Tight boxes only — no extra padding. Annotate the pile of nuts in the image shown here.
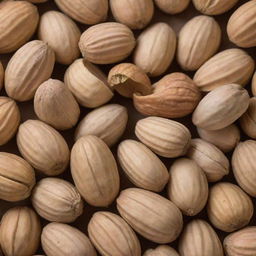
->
[0,0,256,255]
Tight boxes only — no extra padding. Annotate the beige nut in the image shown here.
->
[207,182,254,232]
[64,59,113,108]
[135,116,191,158]
[154,0,190,14]
[108,63,152,98]
[118,140,169,192]
[88,211,141,256]
[133,22,176,77]
[5,40,55,101]
[38,11,81,65]
[0,207,41,256]
[0,97,20,146]
[54,0,108,24]
[31,177,83,223]
[34,79,80,130]
[252,72,256,96]
[110,0,154,29]
[79,22,136,64]
[17,120,70,176]
[0,1,39,53]
[144,245,179,256]
[117,188,183,244]
[0,61,4,91]
[193,48,255,92]
[71,135,120,207]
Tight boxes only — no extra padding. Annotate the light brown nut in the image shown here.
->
[0,97,20,146]
[192,0,238,15]
[110,0,154,29]
[232,140,256,197]
[133,22,176,77]
[197,124,240,153]
[252,72,256,96]
[0,1,39,53]
[79,22,135,64]
[71,135,120,207]
[154,0,190,14]
[207,182,254,232]
[5,40,55,102]
[88,211,141,256]
[108,63,152,98]
[186,139,229,182]
[177,15,221,71]
[27,0,48,2]
[0,152,35,201]
[135,116,191,158]
[38,11,81,65]
[64,59,113,107]
[192,84,249,130]
[134,72,201,118]
[227,0,256,48]
[117,188,183,244]
[75,104,128,147]
[239,97,256,138]
[0,207,41,256]
[34,79,80,130]
[193,48,255,91]
[179,219,223,256]
[168,158,208,216]
[17,120,70,176]
[41,223,96,256]
[31,178,83,223]
[144,245,179,256]
[224,226,256,256]
[118,140,169,192]
[0,61,3,91]
[54,0,108,24]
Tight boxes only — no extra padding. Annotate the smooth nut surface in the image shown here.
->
[154,0,190,14]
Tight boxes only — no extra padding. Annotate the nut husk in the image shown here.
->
[0,1,39,53]
[0,207,41,256]
[227,0,256,48]
[186,139,229,182]
[5,40,55,102]
[144,245,179,256]
[133,22,176,77]
[135,116,191,158]
[168,158,208,216]
[64,59,113,108]
[197,124,240,153]
[193,48,255,91]
[17,120,70,176]
[71,135,120,207]
[88,211,141,256]
[179,219,224,256]
[54,0,108,24]
[38,11,81,65]
[34,79,80,130]
[31,177,83,223]
[108,63,152,98]
[118,140,169,192]
[79,22,136,64]
[134,72,201,118]
[207,182,254,232]
[232,140,256,197]
[177,15,221,71]
[110,0,154,29]
[192,84,249,130]
[117,188,183,244]
[0,61,3,91]
[239,97,256,139]
[192,0,238,15]
[0,97,20,146]
[154,0,190,14]
[0,152,35,201]
[75,104,128,147]
[224,226,256,256]
[41,222,96,256]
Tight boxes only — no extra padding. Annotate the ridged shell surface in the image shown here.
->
[144,245,179,256]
